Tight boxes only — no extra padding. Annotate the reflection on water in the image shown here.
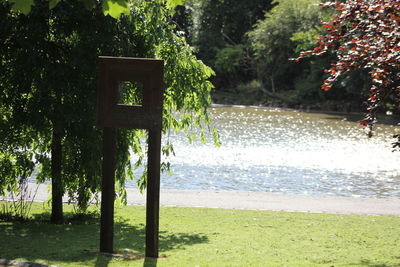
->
[131,106,400,198]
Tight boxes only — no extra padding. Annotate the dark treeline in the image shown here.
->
[173,0,381,113]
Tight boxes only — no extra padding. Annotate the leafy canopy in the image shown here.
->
[0,0,216,211]
[248,0,326,92]
[294,0,400,139]
[194,0,273,89]
[7,0,185,17]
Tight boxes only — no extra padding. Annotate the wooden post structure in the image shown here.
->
[146,129,162,257]
[97,56,164,257]
[99,127,116,253]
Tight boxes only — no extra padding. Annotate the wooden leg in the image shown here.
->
[145,129,162,258]
[100,127,117,253]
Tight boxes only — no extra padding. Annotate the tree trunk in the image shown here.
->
[50,125,63,224]
[270,77,276,94]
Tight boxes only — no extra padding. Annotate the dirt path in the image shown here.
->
[26,184,400,216]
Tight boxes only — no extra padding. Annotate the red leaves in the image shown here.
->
[359,120,369,127]
[321,84,332,91]
[299,0,400,93]
[294,0,400,136]
[390,13,400,23]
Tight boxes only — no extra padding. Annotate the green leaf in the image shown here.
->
[102,0,130,19]
[166,0,185,9]
[10,0,34,14]
[48,0,60,9]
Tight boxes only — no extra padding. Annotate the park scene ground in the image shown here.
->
[1,0,400,266]
[1,202,400,267]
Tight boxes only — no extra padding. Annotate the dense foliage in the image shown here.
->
[168,0,372,109]
[0,0,215,222]
[249,0,324,92]
[248,0,368,108]
[295,0,400,137]
[193,0,273,91]
[6,0,185,17]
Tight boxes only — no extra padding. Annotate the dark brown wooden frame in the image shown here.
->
[97,56,164,258]
[97,56,163,129]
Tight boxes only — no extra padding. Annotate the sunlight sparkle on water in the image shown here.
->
[131,107,400,198]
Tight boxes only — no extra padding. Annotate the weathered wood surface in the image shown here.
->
[145,129,162,258]
[97,56,163,129]
[97,56,164,258]
[100,127,117,253]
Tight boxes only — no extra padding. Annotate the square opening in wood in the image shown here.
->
[118,81,144,106]
[97,56,164,130]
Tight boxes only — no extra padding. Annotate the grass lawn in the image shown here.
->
[0,202,399,267]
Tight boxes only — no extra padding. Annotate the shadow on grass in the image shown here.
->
[0,212,208,266]
[94,254,112,267]
[348,259,400,267]
[143,257,157,267]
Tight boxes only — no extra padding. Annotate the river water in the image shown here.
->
[131,106,400,199]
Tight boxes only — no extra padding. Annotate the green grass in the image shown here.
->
[1,202,399,267]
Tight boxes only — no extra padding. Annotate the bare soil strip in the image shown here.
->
[26,184,400,216]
